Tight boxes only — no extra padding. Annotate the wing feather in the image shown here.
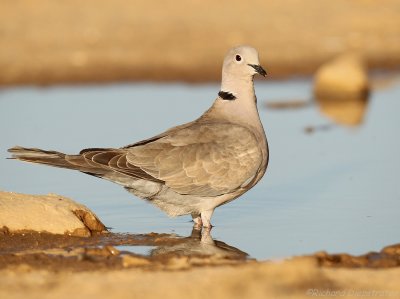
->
[126,123,262,196]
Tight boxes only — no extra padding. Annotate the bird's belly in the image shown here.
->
[118,163,267,217]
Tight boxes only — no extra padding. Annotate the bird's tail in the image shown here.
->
[8,146,71,169]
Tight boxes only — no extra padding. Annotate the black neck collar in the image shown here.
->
[218,91,236,100]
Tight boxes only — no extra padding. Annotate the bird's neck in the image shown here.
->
[203,76,263,129]
[220,72,255,99]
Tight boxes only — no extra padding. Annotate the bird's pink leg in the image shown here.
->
[201,209,214,228]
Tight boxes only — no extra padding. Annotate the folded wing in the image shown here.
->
[126,123,262,196]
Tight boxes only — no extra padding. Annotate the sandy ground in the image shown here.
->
[1,254,400,299]
[1,0,400,85]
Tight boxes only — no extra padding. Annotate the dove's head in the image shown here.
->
[222,45,267,80]
[211,46,267,126]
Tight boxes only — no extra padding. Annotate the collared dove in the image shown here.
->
[8,45,269,228]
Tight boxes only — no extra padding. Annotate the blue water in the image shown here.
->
[1,78,399,260]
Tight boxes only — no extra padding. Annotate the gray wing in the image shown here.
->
[125,123,262,197]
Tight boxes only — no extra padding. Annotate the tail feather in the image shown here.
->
[8,146,70,168]
[8,146,112,177]
[8,146,153,187]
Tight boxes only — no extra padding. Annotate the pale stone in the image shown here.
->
[122,255,151,267]
[0,190,106,236]
[314,53,369,126]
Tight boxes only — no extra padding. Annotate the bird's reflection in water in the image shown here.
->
[150,228,248,259]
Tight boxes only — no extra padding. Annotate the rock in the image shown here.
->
[314,53,369,100]
[314,246,400,268]
[314,53,370,126]
[122,255,151,267]
[84,246,120,257]
[0,190,107,237]
[382,243,400,256]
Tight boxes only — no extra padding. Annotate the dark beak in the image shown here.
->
[248,64,267,77]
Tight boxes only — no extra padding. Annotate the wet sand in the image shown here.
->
[1,0,400,85]
[2,231,400,270]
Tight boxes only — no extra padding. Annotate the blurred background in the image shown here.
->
[0,0,399,84]
[0,0,400,259]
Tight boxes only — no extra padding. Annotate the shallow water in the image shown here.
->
[116,245,156,256]
[1,78,399,260]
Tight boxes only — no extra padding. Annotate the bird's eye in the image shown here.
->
[235,55,242,62]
